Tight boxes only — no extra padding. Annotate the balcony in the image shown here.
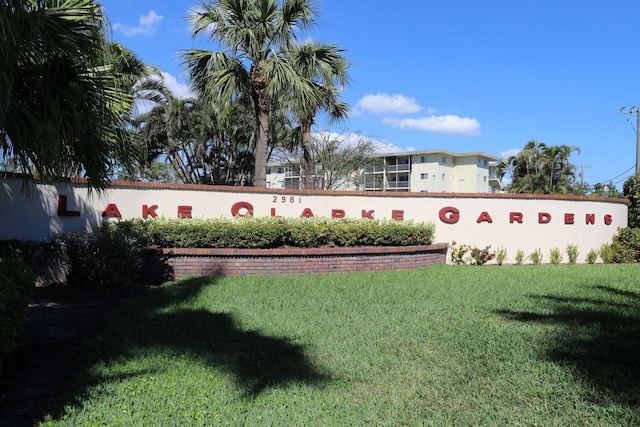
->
[364,165,384,173]
[386,164,410,172]
[385,180,410,190]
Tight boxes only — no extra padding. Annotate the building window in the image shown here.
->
[266,182,271,188]
[441,157,447,164]
[442,173,446,180]
[420,156,428,163]
[277,167,285,174]
[266,168,271,175]
[484,160,488,166]
[421,173,429,180]
[484,176,487,182]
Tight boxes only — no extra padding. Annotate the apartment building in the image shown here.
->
[266,149,502,193]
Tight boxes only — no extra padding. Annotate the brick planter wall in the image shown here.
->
[141,243,448,283]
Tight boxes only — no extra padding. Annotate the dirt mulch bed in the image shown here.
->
[0,285,136,427]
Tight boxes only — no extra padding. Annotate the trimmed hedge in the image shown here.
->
[127,217,436,249]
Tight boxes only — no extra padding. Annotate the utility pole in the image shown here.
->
[578,165,591,185]
[621,106,640,177]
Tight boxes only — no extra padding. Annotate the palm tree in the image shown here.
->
[285,42,350,189]
[0,0,134,191]
[182,0,319,187]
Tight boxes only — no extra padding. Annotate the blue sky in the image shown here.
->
[101,0,640,189]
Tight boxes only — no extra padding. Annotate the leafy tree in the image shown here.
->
[503,140,581,194]
[298,130,380,190]
[182,0,322,188]
[285,42,351,189]
[0,0,135,190]
[623,176,640,228]
[590,182,621,198]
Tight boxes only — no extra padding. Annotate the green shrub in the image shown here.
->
[469,245,495,266]
[566,244,579,264]
[515,249,525,265]
[59,221,143,288]
[495,247,507,265]
[130,217,435,249]
[529,248,543,265]
[610,227,640,263]
[549,247,562,265]
[586,249,599,264]
[599,243,614,263]
[0,248,36,377]
[449,241,469,265]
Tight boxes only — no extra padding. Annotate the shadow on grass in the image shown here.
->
[49,276,330,419]
[497,285,640,406]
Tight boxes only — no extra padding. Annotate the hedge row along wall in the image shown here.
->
[140,244,448,282]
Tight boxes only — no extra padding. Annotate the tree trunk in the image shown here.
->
[302,120,314,190]
[253,99,269,187]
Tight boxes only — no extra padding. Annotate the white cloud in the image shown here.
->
[160,71,193,99]
[356,94,423,115]
[499,148,521,159]
[113,10,164,36]
[383,115,481,136]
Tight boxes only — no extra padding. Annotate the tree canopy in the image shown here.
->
[499,140,581,194]
[1,0,136,190]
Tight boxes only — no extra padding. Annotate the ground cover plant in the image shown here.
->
[37,264,640,426]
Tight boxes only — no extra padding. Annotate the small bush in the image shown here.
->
[586,249,599,264]
[469,245,495,266]
[549,247,563,265]
[566,244,579,264]
[515,249,525,265]
[0,248,36,377]
[59,221,143,288]
[610,227,640,263]
[529,248,543,265]
[495,247,507,265]
[599,244,614,264]
[449,241,469,265]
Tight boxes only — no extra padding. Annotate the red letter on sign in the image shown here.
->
[102,203,122,218]
[178,205,192,218]
[585,213,595,225]
[231,201,254,217]
[476,211,493,223]
[564,213,575,224]
[300,208,314,218]
[332,209,346,218]
[510,212,523,223]
[362,210,375,219]
[57,195,80,217]
[604,214,613,225]
[270,208,281,218]
[439,207,460,224]
[142,204,158,219]
[391,210,404,221]
[538,212,551,224]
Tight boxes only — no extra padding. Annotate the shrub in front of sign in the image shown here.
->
[59,222,143,288]
[599,244,614,263]
[0,248,35,378]
[495,247,507,265]
[529,249,543,265]
[587,249,599,264]
[566,244,579,264]
[610,227,640,263]
[549,248,563,265]
[133,217,435,249]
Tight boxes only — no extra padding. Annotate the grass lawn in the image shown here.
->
[40,264,640,426]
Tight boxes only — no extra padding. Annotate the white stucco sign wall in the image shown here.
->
[0,177,628,263]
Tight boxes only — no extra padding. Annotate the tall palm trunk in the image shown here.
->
[253,97,270,187]
[301,120,314,189]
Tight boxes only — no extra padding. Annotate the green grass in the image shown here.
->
[41,265,640,426]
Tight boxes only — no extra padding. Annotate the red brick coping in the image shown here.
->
[141,243,448,282]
